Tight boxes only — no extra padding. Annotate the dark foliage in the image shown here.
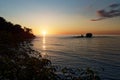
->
[0,41,58,80]
[0,16,35,42]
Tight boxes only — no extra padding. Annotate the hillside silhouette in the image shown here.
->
[0,16,35,43]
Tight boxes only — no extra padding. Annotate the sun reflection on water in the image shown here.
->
[43,37,46,46]
[42,45,46,50]
[42,35,48,58]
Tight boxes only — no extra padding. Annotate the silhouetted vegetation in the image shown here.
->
[0,17,35,43]
[0,16,100,80]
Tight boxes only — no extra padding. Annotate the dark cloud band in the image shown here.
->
[91,3,120,21]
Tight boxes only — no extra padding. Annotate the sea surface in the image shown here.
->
[32,35,120,80]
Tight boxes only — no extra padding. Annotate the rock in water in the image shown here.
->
[86,33,93,38]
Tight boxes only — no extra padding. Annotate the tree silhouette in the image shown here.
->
[0,16,35,42]
[24,27,32,33]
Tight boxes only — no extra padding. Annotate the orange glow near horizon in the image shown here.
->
[1,0,120,36]
[32,24,120,36]
[32,28,120,36]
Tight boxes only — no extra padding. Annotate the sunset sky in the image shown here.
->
[0,0,120,35]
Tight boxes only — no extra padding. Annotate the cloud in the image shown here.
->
[91,3,120,21]
[91,18,104,21]
[109,3,120,8]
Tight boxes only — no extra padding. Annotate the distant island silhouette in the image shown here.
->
[72,33,93,38]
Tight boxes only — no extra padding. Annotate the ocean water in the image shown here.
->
[32,35,120,80]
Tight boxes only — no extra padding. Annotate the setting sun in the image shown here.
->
[42,30,47,36]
